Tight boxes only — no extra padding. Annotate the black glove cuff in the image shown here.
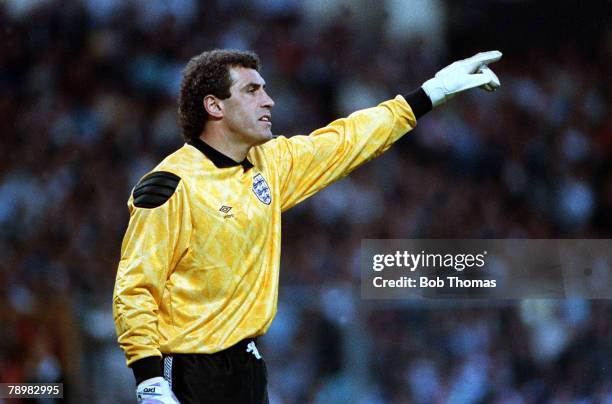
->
[403,88,432,119]
[131,356,163,385]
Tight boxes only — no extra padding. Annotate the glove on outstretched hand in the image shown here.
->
[422,50,502,108]
[136,377,180,404]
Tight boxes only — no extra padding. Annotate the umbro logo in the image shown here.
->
[220,205,234,219]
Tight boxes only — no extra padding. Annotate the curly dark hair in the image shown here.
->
[178,49,261,141]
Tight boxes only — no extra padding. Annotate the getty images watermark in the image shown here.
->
[361,239,612,299]
[372,249,492,288]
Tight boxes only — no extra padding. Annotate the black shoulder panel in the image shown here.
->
[133,171,181,209]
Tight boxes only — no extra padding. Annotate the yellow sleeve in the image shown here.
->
[273,95,417,211]
[112,179,191,366]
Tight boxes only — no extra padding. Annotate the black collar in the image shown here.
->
[188,138,254,170]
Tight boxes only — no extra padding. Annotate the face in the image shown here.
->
[217,66,275,147]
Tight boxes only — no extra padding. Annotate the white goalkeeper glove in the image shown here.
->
[422,50,502,108]
[136,377,180,404]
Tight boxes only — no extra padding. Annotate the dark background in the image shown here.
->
[1,0,611,402]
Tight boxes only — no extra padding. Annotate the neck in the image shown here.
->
[199,127,250,162]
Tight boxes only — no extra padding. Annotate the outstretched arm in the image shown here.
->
[259,50,502,211]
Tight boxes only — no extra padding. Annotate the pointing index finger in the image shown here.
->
[470,50,503,66]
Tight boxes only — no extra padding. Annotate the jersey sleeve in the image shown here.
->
[112,176,192,366]
[271,95,417,211]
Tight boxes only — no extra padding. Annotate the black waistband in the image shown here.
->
[167,338,258,359]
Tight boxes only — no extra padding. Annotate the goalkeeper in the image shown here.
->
[113,49,502,404]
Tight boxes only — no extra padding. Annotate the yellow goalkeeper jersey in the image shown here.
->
[113,95,417,366]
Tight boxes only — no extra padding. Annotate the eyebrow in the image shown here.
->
[241,82,266,91]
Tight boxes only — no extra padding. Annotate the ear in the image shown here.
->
[203,95,223,119]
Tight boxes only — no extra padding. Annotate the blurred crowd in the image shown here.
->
[0,0,610,402]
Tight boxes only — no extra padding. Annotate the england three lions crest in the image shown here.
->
[253,174,271,205]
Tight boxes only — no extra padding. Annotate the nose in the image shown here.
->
[261,90,275,109]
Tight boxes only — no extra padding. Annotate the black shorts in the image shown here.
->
[163,339,268,404]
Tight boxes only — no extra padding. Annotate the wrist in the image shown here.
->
[403,88,432,119]
[131,356,163,385]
